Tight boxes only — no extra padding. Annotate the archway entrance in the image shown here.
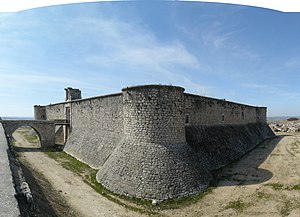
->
[12,126,41,151]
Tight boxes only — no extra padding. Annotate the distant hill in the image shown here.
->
[1,117,34,120]
[268,116,300,121]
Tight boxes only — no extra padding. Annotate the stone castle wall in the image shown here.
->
[63,93,124,168]
[184,93,266,126]
[97,85,211,200]
[35,84,274,200]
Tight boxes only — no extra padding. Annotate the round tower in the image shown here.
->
[122,85,186,144]
[97,85,211,200]
[34,105,46,120]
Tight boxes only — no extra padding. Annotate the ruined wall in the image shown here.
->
[63,94,124,168]
[184,93,266,126]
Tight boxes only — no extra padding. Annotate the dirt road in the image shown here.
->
[13,128,300,217]
[13,129,144,217]
[163,134,300,217]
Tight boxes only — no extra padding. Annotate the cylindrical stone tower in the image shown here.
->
[34,105,46,120]
[122,85,186,144]
[97,85,211,200]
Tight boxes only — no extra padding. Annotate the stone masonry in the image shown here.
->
[34,84,275,200]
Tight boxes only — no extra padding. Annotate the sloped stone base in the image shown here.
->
[97,140,211,200]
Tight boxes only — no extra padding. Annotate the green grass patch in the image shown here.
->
[264,183,300,191]
[45,151,93,176]
[290,184,300,190]
[158,187,214,209]
[256,191,272,200]
[264,183,285,190]
[45,151,159,215]
[224,200,249,212]
[279,199,300,217]
[24,135,39,143]
[44,150,214,214]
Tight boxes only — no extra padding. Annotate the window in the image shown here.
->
[65,107,70,121]
[185,114,190,124]
[222,114,225,122]
[242,111,244,120]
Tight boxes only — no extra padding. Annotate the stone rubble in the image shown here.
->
[269,120,300,133]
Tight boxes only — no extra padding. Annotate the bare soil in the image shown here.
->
[163,133,300,217]
[13,128,143,217]
[13,127,300,217]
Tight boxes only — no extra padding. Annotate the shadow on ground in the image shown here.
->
[14,145,64,153]
[211,135,287,187]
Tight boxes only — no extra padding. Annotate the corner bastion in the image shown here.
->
[97,85,211,200]
[35,84,275,200]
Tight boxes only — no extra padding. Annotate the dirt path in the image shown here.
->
[13,128,300,217]
[13,130,144,217]
[163,134,300,217]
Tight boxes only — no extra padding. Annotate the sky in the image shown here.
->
[0,1,299,117]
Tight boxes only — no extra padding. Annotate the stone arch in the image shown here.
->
[11,125,42,148]
[0,120,55,148]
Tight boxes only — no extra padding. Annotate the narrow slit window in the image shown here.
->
[222,114,225,122]
[185,114,190,124]
[242,111,244,120]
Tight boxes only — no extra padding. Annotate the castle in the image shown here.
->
[34,84,274,200]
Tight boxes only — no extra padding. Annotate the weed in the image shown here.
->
[290,184,300,190]
[264,183,300,191]
[159,187,214,209]
[264,183,285,190]
[280,200,295,217]
[256,191,272,200]
[45,150,214,214]
[224,200,249,212]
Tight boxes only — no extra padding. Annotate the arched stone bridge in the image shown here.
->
[0,120,68,148]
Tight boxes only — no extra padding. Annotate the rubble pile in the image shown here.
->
[269,121,300,133]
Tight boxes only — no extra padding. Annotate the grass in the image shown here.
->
[256,191,272,200]
[44,150,214,215]
[264,183,285,190]
[224,200,250,212]
[264,183,300,191]
[279,199,300,217]
[17,127,215,214]
[158,187,214,209]
[45,151,159,215]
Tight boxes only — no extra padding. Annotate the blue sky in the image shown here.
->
[0,1,299,117]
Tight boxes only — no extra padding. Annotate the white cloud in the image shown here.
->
[74,15,212,93]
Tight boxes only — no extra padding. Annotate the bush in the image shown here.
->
[287,117,299,121]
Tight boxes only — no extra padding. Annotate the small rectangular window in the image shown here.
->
[242,111,244,120]
[222,114,225,122]
[185,114,190,124]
